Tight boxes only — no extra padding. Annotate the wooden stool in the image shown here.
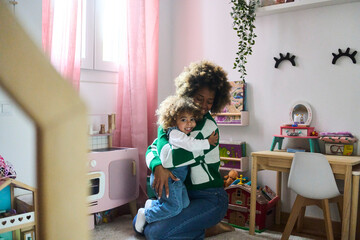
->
[350,165,360,240]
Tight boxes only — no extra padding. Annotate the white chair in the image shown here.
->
[281,152,343,240]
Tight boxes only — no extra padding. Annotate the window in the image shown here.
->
[81,0,127,72]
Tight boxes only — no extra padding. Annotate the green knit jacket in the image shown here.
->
[145,113,223,190]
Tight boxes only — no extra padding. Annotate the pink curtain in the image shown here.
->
[114,0,159,202]
[42,0,82,91]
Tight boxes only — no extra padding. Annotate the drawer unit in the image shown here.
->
[280,126,314,137]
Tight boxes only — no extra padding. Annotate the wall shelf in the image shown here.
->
[220,157,249,172]
[256,0,360,16]
[214,111,249,126]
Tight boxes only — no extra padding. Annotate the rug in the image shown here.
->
[90,214,311,240]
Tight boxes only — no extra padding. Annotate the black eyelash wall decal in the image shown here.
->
[332,48,357,64]
[274,53,296,68]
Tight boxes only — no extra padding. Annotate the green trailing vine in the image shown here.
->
[230,0,258,81]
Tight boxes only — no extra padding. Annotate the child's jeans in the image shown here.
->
[145,166,189,223]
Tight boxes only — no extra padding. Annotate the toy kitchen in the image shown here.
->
[87,114,139,229]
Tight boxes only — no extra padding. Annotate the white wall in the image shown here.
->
[0,0,41,188]
[158,0,360,219]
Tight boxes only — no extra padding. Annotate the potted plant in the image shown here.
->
[230,0,258,81]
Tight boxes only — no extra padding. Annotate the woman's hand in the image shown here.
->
[152,165,179,198]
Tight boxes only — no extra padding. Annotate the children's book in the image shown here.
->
[214,81,246,124]
[261,185,276,201]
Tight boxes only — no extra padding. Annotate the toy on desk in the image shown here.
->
[293,113,304,124]
[310,131,318,136]
[320,131,357,156]
[286,130,300,136]
[224,169,238,187]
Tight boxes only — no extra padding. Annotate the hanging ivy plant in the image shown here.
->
[230,0,258,81]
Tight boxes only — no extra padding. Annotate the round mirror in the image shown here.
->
[289,102,312,126]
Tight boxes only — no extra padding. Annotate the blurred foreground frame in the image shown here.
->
[0,3,89,240]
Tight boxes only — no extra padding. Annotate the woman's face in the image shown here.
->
[193,87,215,115]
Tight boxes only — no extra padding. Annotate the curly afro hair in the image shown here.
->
[175,60,232,113]
[156,95,203,131]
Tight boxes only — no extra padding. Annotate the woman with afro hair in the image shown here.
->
[134,95,218,234]
[134,60,233,239]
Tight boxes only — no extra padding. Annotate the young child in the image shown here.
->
[135,95,218,233]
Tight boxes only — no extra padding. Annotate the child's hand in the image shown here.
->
[208,131,218,146]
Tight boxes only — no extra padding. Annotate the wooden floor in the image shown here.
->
[267,212,343,240]
[268,223,340,240]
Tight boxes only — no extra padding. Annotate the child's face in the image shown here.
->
[176,112,196,135]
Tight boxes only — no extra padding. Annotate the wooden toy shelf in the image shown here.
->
[213,111,249,126]
[0,178,36,236]
[220,156,249,172]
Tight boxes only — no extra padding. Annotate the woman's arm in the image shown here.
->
[145,139,178,198]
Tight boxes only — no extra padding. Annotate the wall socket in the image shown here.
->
[0,102,12,116]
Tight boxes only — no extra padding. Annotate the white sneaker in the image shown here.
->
[145,199,153,209]
[135,208,146,233]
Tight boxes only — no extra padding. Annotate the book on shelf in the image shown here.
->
[214,81,246,125]
[219,142,246,169]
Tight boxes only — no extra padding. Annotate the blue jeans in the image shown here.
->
[133,187,228,240]
[145,166,189,223]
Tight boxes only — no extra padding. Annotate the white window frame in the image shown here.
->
[81,0,122,72]
[81,0,95,70]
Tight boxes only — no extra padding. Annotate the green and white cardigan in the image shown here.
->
[146,113,223,190]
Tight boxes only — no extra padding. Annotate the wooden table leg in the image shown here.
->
[249,156,258,235]
[350,173,360,240]
[276,171,282,225]
[129,200,137,218]
[341,166,352,240]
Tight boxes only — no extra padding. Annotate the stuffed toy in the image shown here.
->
[0,155,16,179]
[224,169,238,187]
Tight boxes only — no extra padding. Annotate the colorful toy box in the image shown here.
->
[223,184,279,231]
[324,143,354,156]
[320,133,357,156]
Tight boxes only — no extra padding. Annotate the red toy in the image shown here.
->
[310,131,318,136]
[223,184,279,231]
